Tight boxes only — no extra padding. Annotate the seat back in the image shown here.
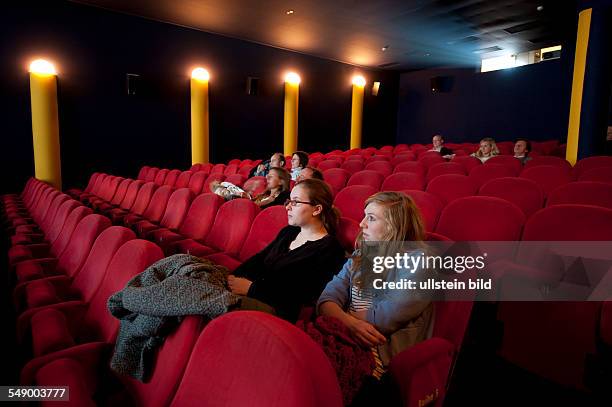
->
[154,169,170,185]
[158,188,195,230]
[333,185,378,223]
[178,193,225,240]
[71,226,136,301]
[337,217,360,253]
[55,214,112,278]
[323,168,350,196]
[451,156,481,173]
[469,164,516,189]
[484,155,523,175]
[141,185,174,223]
[117,180,145,211]
[210,163,226,174]
[145,167,160,182]
[522,204,612,241]
[318,160,341,171]
[402,190,444,232]
[243,176,267,197]
[82,240,164,343]
[137,166,150,180]
[435,196,525,241]
[394,161,427,177]
[426,174,477,205]
[174,171,193,189]
[479,177,544,218]
[169,312,342,407]
[109,178,132,206]
[46,200,82,244]
[346,170,384,190]
[547,181,612,209]
[364,161,393,178]
[573,156,612,178]
[225,174,246,188]
[524,156,572,173]
[340,160,364,175]
[239,206,288,261]
[578,166,612,184]
[381,172,425,191]
[204,199,260,255]
[520,165,572,196]
[426,162,466,183]
[130,182,158,216]
[163,169,182,187]
[187,171,208,195]
[50,205,94,258]
[224,164,239,175]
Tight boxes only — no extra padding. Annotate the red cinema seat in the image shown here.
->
[243,176,267,197]
[135,188,195,238]
[426,162,466,183]
[318,160,341,171]
[207,205,288,271]
[365,161,393,178]
[9,205,93,266]
[203,173,226,193]
[435,196,525,241]
[152,193,225,255]
[479,177,544,218]
[153,169,170,185]
[228,158,241,166]
[172,199,260,257]
[381,173,424,191]
[19,240,164,383]
[91,178,131,212]
[163,169,182,187]
[402,190,444,232]
[578,166,612,185]
[124,185,173,229]
[145,167,160,182]
[168,312,342,407]
[484,155,523,176]
[524,156,572,173]
[520,165,572,197]
[225,174,247,188]
[334,185,377,223]
[337,217,360,253]
[469,164,516,189]
[11,193,72,246]
[14,214,111,284]
[547,181,612,209]
[394,161,427,178]
[389,301,473,407]
[174,171,193,189]
[417,154,445,169]
[393,144,410,154]
[365,155,390,165]
[187,171,209,195]
[426,174,477,205]
[108,182,158,225]
[346,170,385,190]
[340,160,365,175]
[451,156,482,173]
[224,164,239,175]
[323,168,350,196]
[136,166,150,180]
[573,156,612,178]
[210,163,226,174]
[14,226,135,315]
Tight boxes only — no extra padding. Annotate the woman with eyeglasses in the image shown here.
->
[227,178,346,321]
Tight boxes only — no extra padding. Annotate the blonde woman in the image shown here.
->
[317,192,433,389]
[471,137,499,162]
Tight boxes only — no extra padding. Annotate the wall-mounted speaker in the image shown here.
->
[246,77,260,96]
[126,73,140,96]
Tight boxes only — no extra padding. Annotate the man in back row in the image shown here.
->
[252,152,285,177]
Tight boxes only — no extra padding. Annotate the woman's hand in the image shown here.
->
[348,317,387,347]
[227,275,252,296]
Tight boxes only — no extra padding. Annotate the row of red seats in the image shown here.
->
[3,178,476,407]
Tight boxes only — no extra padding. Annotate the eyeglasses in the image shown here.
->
[284,199,315,207]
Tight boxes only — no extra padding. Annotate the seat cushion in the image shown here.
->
[205,253,242,272]
[31,308,76,357]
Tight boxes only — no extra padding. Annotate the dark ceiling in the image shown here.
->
[72,0,578,70]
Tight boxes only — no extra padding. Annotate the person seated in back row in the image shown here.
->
[211,166,290,209]
[513,138,532,165]
[252,152,285,177]
[471,137,499,162]
[429,134,454,159]
[296,166,324,182]
[290,151,309,181]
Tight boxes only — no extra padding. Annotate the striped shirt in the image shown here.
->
[349,285,385,379]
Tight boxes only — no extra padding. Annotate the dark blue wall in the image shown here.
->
[396,59,572,145]
[0,1,399,193]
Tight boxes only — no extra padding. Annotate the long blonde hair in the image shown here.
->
[351,192,426,289]
[473,137,500,158]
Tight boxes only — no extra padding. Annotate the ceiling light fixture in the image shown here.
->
[381,45,389,52]
[537,5,544,11]
[286,10,294,15]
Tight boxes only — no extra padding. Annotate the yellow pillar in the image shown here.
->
[284,72,300,156]
[29,59,62,190]
[191,67,210,164]
[566,8,592,165]
[350,75,366,149]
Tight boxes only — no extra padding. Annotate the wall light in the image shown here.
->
[29,59,57,76]
[284,72,301,85]
[352,75,366,87]
[191,67,210,81]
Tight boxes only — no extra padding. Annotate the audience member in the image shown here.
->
[471,137,499,162]
[429,134,454,159]
[252,152,285,177]
[290,151,309,180]
[513,138,532,164]
[296,166,324,182]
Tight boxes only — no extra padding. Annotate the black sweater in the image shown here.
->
[233,225,346,321]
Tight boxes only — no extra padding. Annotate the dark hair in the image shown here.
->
[294,178,339,235]
[514,138,532,155]
[268,167,291,192]
[272,153,286,166]
[292,151,309,168]
[298,166,324,181]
